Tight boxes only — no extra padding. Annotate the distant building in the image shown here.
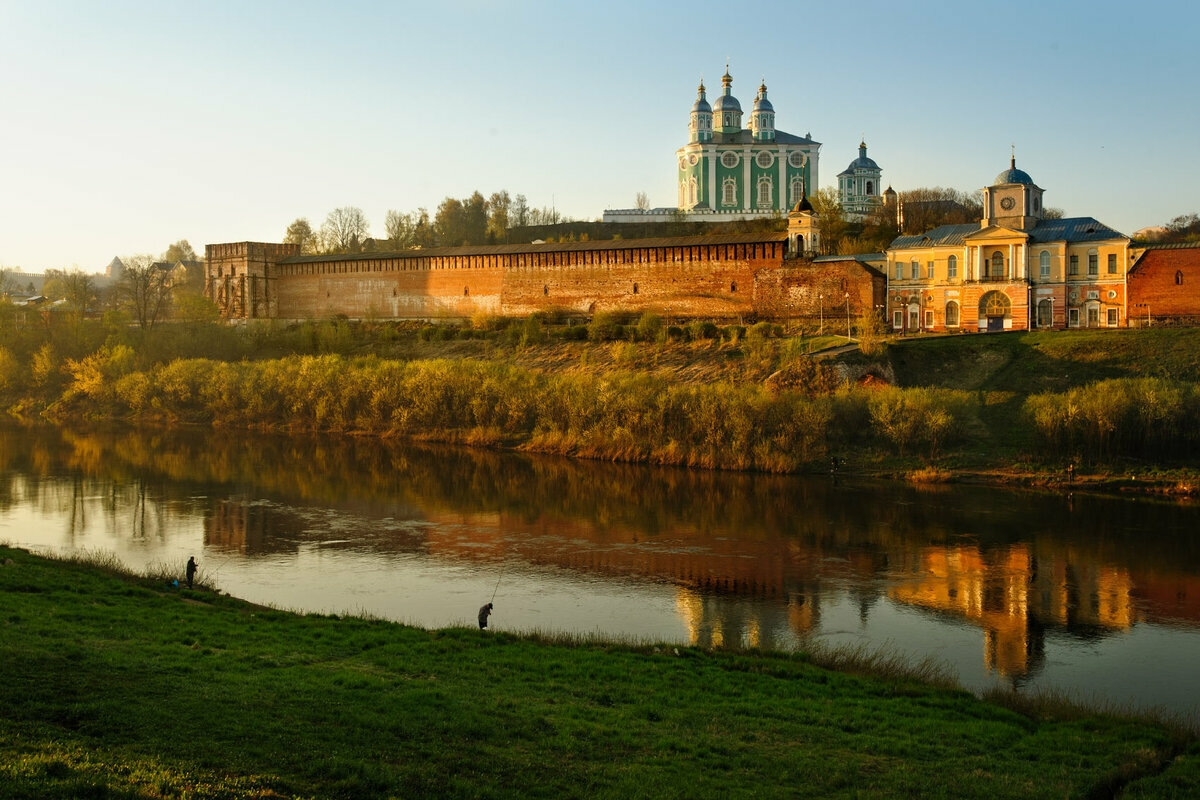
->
[604,68,821,224]
[837,141,883,219]
[886,157,1131,332]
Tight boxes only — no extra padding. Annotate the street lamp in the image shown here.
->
[819,293,824,334]
[845,292,851,342]
[1049,297,1054,330]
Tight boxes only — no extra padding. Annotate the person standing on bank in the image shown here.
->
[478,602,493,630]
[186,556,197,589]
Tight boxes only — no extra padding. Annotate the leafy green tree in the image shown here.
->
[162,239,198,263]
[284,218,319,254]
[487,191,511,242]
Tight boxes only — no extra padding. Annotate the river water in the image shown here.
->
[2,424,1198,723]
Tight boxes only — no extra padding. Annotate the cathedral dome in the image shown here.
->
[713,92,741,114]
[691,81,711,113]
[752,81,773,113]
[994,156,1034,185]
[841,141,878,173]
[713,67,741,114]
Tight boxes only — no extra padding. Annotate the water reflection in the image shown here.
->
[2,423,1198,717]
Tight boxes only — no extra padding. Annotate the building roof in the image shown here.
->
[708,129,819,146]
[889,217,1128,250]
[993,156,1035,186]
[1026,217,1127,244]
[889,224,978,250]
[279,232,791,266]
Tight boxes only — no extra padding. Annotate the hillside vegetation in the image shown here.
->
[2,309,1199,486]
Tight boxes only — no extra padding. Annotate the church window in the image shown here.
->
[946,301,960,327]
[1108,253,1117,274]
[722,178,737,207]
[1088,251,1098,276]
[1069,255,1079,276]
[1176,270,1184,285]
[756,177,773,208]
[866,181,874,195]
[789,179,803,205]
[789,151,804,168]
[1040,250,1051,278]
[1034,197,1041,212]
[990,251,1004,277]
[721,151,738,168]
[948,255,958,278]
[756,152,772,168]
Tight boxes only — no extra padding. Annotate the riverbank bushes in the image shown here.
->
[43,352,978,471]
[1025,377,1200,460]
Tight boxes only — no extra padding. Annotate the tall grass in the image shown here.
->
[34,352,980,472]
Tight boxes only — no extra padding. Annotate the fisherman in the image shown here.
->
[186,556,198,589]
[478,602,493,630]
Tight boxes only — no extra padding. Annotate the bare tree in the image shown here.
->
[284,218,319,254]
[512,194,529,228]
[0,267,16,297]
[635,191,650,211]
[319,207,370,253]
[385,209,416,248]
[114,255,172,330]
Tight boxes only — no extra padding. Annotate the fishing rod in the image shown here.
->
[489,561,506,603]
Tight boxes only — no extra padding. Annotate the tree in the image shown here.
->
[434,197,467,246]
[810,187,848,256]
[162,239,198,263]
[463,191,489,245]
[0,267,16,297]
[897,187,982,234]
[318,207,370,253]
[385,210,416,248]
[114,255,172,330]
[635,191,650,211]
[512,194,529,228]
[487,191,511,242]
[284,218,319,254]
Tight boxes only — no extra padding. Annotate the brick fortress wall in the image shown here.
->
[204,234,878,322]
[1127,244,1200,321]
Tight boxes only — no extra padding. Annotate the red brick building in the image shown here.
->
[1127,243,1200,326]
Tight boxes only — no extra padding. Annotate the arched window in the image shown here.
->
[688,177,697,206]
[722,178,737,207]
[947,255,958,279]
[945,301,960,327]
[1040,250,1051,278]
[789,179,803,206]
[1037,299,1053,327]
[1177,270,1185,286]
[865,180,874,195]
[757,177,772,207]
[990,251,1004,277]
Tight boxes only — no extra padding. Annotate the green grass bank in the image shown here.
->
[2,545,1198,798]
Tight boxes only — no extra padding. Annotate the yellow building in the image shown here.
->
[886,158,1131,332]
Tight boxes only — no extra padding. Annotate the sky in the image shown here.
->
[2,0,1197,273]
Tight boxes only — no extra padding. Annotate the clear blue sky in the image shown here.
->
[2,0,1196,272]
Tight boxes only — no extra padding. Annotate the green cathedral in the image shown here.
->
[676,68,820,217]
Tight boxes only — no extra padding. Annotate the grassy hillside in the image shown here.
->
[2,546,1197,798]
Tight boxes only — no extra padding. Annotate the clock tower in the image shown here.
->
[982,154,1045,231]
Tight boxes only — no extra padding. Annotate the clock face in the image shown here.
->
[1000,196,1016,211]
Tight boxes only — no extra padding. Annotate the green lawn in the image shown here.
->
[2,545,1196,798]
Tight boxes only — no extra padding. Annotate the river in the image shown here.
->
[2,423,1198,724]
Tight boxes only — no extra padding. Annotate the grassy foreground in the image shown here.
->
[2,546,1198,799]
